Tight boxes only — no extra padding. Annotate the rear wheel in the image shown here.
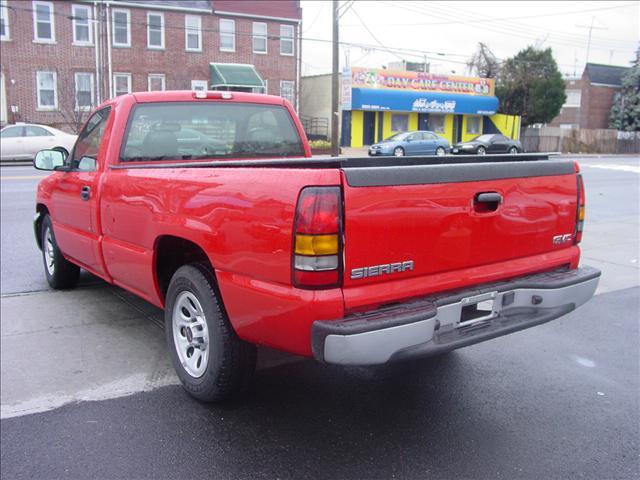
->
[165,264,256,402]
[393,147,405,157]
[41,215,80,289]
[509,146,518,154]
[435,147,446,156]
[477,146,486,155]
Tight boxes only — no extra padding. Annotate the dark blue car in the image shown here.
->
[368,130,450,157]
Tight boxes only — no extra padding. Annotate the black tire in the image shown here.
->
[41,215,80,289]
[477,146,486,155]
[435,147,446,156]
[509,146,518,154]
[393,146,405,157]
[165,264,257,402]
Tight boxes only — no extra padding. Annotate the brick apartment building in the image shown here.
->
[0,0,302,129]
[548,63,629,130]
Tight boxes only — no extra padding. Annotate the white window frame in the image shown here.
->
[147,74,166,91]
[185,14,202,52]
[112,8,130,47]
[219,19,235,52]
[252,22,267,54]
[0,0,10,41]
[36,71,57,110]
[280,80,295,104]
[32,1,55,43]
[113,73,132,97]
[146,12,164,50]
[280,24,294,56]
[563,89,582,108]
[74,72,95,111]
[72,4,93,46]
[191,80,208,91]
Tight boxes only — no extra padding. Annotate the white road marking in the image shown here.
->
[571,355,596,368]
[583,164,640,174]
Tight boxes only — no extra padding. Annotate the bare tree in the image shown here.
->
[56,71,91,134]
[467,43,500,78]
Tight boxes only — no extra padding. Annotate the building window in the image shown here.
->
[72,4,93,45]
[0,1,10,41]
[75,72,94,110]
[219,19,235,52]
[280,25,294,56]
[391,113,408,132]
[147,12,164,49]
[148,74,166,91]
[563,90,581,107]
[36,71,57,109]
[560,124,579,129]
[280,80,295,105]
[112,9,130,47]
[466,116,481,134]
[185,15,201,52]
[191,80,208,91]
[113,73,131,97]
[428,114,445,133]
[33,1,55,42]
[252,22,267,54]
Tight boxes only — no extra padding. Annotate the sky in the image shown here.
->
[300,1,640,78]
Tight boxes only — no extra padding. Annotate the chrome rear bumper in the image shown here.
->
[312,266,600,365]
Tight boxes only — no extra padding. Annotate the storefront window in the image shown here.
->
[428,114,445,133]
[391,114,408,132]
[467,116,481,134]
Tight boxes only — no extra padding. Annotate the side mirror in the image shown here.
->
[34,149,66,171]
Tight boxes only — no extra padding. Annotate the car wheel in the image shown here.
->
[477,146,486,155]
[41,215,80,289]
[393,147,405,157]
[509,147,518,154]
[435,147,446,156]
[165,264,257,402]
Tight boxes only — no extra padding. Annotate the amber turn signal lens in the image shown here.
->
[295,234,339,256]
[578,206,585,221]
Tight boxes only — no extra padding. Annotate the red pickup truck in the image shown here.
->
[33,91,600,401]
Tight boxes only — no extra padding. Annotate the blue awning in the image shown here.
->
[351,88,499,115]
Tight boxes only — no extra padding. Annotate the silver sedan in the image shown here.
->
[0,123,77,161]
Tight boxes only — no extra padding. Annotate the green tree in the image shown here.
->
[609,46,640,131]
[496,47,566,126]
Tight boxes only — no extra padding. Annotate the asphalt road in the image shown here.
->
[1,156,638,479]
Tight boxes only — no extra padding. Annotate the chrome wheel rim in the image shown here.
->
[44,227,55,276]
[510,147,517,154]
[394,148,404,156]
[436,148,445,156]
[172,291,210,378]
[478,147,486,155]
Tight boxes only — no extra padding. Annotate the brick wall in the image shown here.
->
[583,85,618,129]
[0,0,299,130]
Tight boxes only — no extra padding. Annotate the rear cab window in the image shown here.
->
[120,102,304,162]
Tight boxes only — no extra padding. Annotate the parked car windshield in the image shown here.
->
[120,102,304,161]
[384,132,410,142]
[470,134,495,143]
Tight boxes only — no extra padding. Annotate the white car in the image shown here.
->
[0,123,77,161]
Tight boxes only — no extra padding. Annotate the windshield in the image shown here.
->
[470,134,495,143]
[384,132,410,142]
[120,102,304,161]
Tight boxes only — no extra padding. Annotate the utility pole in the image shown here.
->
[331,0,340,157]
[576,17,608,65]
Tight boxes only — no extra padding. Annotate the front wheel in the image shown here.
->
[477,146,486,155]
[435,147,446,156]
[41,215,80,289]
[393,147,405,157]
[165,264,256,402]
[509,146,518,154]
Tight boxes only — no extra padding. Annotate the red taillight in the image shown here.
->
[292,186,342,289]
[575,173,585,244]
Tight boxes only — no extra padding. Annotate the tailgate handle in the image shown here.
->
[476,192,502,203]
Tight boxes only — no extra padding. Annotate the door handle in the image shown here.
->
[474,192,502,212]
[80,186,91,201]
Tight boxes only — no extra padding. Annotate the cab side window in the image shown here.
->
[70,107,111,171]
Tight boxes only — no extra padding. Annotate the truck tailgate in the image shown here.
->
[341,159,578,303]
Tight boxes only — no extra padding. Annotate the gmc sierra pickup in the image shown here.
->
[33,91,600,401]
